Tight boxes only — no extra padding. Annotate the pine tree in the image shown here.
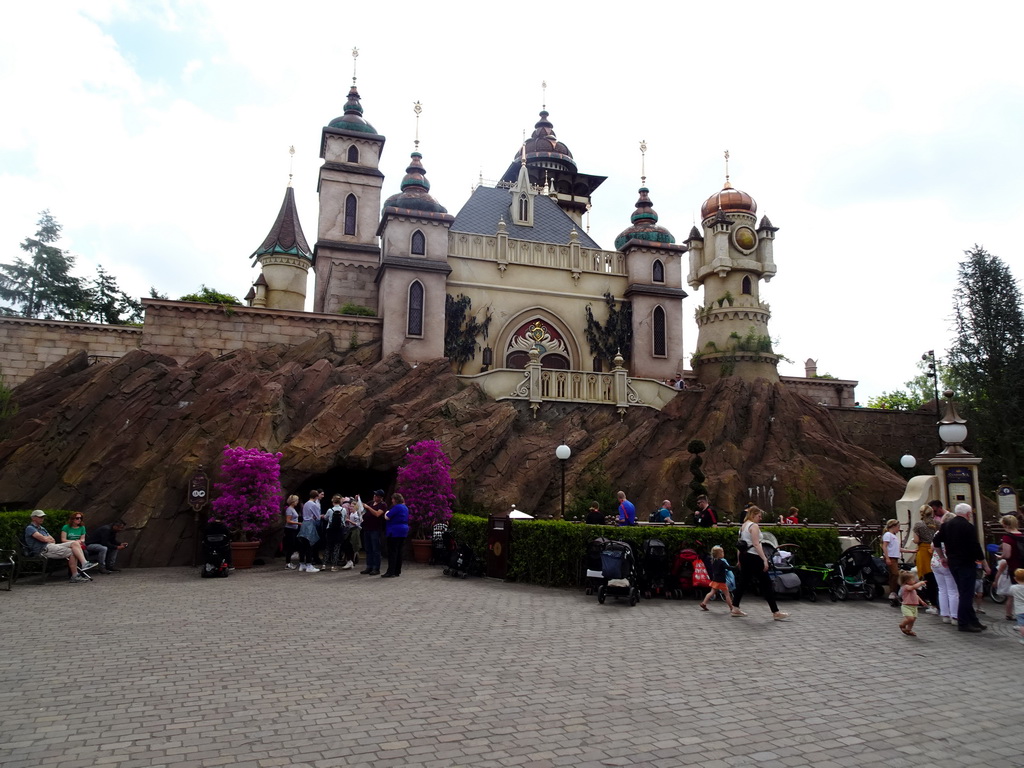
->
[947,245,1024,483]
[0,211,87,319]
[83,266,142,324]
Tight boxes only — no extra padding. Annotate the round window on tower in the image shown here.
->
[733,226,757,253]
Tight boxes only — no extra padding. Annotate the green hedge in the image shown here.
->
[448,515,841,589]
[1,510,76,551]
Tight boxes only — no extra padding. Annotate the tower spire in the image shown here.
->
[413,100,422,151]
[723,149,732,189]
[351,46,358,86]
[541,79,547,111]
[287,145,295,188]
[640,139,647,186]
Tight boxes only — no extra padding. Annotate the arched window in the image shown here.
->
[407,281,424,337]
[741,275,752,295]
[518,193,529,222]
[411,230,425,255]
[653,306,666,357]
[344,194,357,236]
[652,259,665,283]
[347,145,359,163]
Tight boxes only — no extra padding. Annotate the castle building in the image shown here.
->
[247,80,793,391]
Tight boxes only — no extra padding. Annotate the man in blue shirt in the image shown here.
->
[653,500,674,524]
[617,491,636,526]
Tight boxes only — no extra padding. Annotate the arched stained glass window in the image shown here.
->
[653,306,666,357]
[344,194,357,236]
[407,281,424,337]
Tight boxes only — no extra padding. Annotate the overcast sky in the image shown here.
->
[2,1,1021,402]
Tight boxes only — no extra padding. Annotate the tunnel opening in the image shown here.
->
[289,466,397,503]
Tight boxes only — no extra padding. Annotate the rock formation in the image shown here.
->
[0,334,905,566]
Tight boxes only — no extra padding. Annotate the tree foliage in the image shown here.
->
[179,285,242,305]
[584,292,632,369]
[946,245,1024,483]
[211,445,283,541]
[684,439,708,511]
[0,211,141,324]
[866,359,952,410]
[444,293,491,374]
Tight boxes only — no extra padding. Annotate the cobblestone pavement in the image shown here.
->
[1,563,1020,768]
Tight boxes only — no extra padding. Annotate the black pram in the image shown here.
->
[201,533,231,578]
[597,540,639,606]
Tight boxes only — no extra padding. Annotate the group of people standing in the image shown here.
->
[281,489,409,578]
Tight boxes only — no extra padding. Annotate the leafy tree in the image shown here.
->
[444,294,491,374]
[584,292,632,370]
[866,359,952,410]
[946,245,1024,483]
[149,287,168,299]
[0,211,87,319]
[82,265,143,325]
[179,285,242,305]
[211,445,283,541]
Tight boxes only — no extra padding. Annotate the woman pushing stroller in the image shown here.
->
[732,505,791,621]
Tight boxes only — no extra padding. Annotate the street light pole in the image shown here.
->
[922,350,941,451]
[555,443,571,519]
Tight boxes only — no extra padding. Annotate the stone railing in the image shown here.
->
[449,231,626,276]
[458,349,678,416]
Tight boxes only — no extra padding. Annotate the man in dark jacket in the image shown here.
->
[89,520,128,572]
[694,496,718,527]
[933,503,990,632]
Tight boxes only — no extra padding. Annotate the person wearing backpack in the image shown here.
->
[996,514,1024,621]
[732,505,790,621]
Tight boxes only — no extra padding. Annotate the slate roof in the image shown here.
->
[252,186,312,262]
[451,186,602,249]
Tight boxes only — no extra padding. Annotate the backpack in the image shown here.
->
[692,558,711,588]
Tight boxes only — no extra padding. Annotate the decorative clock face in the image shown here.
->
[733,226,757,253]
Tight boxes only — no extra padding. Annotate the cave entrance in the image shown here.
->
[291,466,396,503]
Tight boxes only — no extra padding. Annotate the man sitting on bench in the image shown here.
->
[24,510,97,583]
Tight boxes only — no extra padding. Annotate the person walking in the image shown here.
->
[282,495,300,570]
[381,493,409,578]
[297,490,322,573]
[930,511,959,624]
[933,503,990,632]
[996,515,1024,622]
[699,546,737,613]
[897,570,928,637]
[694,495,718,527]
[912,504,938,608]
[616,491,636,526]
[882,519,902,605]
[731,505,790,621]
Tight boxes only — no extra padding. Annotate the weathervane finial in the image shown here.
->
[724,149,731,188]
[413,101,422,150]
[288,145,295,187]
[541,80,547,111]
[640,139,647,186]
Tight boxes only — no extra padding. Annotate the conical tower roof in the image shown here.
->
[252,186,312,261]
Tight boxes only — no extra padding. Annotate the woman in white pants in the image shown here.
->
[931,511,959,623]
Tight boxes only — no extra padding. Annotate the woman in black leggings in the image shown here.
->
[732,505,790,621]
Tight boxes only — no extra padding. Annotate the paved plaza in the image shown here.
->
[1,562,1020,768]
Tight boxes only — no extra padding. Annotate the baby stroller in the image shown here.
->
[200,533,231,578]
[584,537,610,595]
[639,538,671,599]
[597,540,640,606]
[669,547,709,599]
[760,533,802,600]
[430,523,449,566]
[828,544,886,600]
[442,531,479,579]
[795,564,833,602]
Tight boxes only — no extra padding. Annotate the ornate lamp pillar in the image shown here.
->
[929,390,984,549]
[555,442,571,519]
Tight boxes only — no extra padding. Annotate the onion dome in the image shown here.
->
[251,187,312,262]
[382,151,448,214]
[700,181,757,220]
[614,187,676,250]
[328,85,377,134]
[513,110,577,172]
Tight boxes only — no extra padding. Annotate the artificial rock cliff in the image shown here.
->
[0,333,905,566]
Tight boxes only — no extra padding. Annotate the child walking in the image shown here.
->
[898,570,927,636]
[1009,568,1024,646]
[699,546,739,614]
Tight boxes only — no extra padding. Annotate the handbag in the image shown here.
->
[995,570,1012,596]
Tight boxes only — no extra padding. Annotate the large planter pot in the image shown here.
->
[410,538,432,564]
[229,541,260,569]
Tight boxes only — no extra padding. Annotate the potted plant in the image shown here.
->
[211,445,283,568]
[397,439,455,563]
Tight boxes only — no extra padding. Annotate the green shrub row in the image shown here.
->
[448,515,842,588]
[0,510,77,551]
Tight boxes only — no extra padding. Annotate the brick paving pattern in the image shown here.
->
[1,563,1020,768]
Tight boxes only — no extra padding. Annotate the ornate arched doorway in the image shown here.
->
[504,319,572,370]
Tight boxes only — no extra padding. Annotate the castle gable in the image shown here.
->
[451,187,601,248]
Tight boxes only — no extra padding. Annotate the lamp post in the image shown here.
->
[937,389,969,455]
[555,443,571,519]
[900,452,916,470]
[922,350,941,451]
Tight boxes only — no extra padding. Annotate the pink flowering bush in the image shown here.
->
[211,445,283,541]
[397,439,455,539]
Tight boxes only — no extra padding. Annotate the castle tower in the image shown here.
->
[313,51,386,314]
[686,161,780,384]
[251,183,312,311]
[376,111,454,362]
[614,149,687,380]
[498,105,606,226]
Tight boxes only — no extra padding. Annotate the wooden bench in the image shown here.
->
[12,537,67,584]
[0,546,14,591]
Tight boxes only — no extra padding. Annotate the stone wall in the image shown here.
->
[0,316,141,387]
[828,405,939,465]
[139,299,381,361]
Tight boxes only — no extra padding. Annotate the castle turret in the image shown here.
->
[251,182,311,311]
[688,160,780,384]
[313,50,386,314]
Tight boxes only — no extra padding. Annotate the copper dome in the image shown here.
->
[700,184,757,220]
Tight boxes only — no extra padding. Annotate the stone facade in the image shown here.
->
[0,316,141,387]
[828,405,939,466]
